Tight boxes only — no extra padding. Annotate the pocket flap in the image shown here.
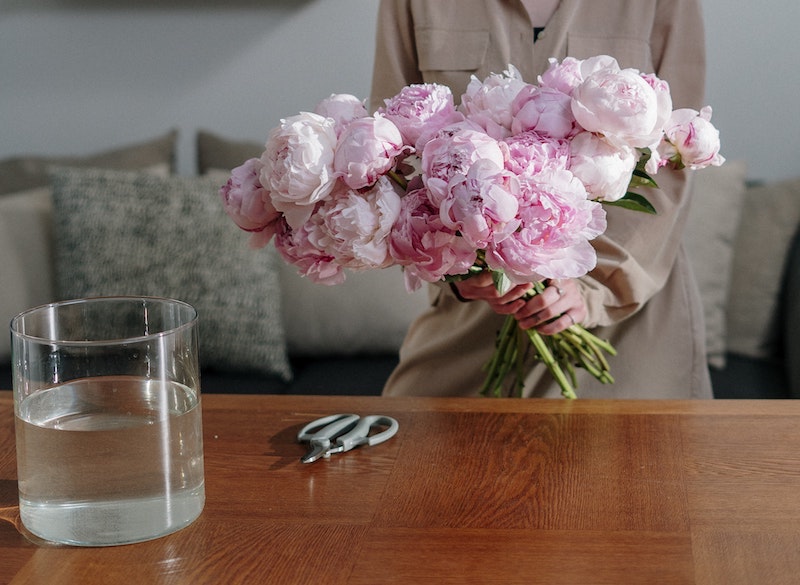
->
[416,28,489,72]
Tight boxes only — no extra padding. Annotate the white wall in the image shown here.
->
[0,0,380,176]
[1,0,798,180]
[701,0,800,181]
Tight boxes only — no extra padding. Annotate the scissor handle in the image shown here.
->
[332,415,399,453]
[297,413,360,443]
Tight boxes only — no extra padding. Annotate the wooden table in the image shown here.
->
[1,391,799,584]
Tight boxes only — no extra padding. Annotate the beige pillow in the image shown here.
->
[0,129,177,195]
[196,129,262,175]
[0,189,55,349]
[0,190,54,362]
[726,177,800,359]
[682,161,748,368]
[279,264,429,356]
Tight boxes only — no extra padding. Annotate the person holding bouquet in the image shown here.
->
[370,0,714,398]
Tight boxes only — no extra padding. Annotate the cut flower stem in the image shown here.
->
[479,281,617,399]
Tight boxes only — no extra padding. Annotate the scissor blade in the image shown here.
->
[300,442,328,464]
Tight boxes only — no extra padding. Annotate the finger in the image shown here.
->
[486,284,533,314]
[451,272,495,299]
[460,280,530,303]
[452,278,490,301]
[495,283,534,304]
[548,279,565,299]
[514,286,566,321]
[517,282,587,331]
[533,312,576,335]
[517,298,570,328]
[487,297,528,315]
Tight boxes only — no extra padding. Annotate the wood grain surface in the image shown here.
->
[1,392,799,584]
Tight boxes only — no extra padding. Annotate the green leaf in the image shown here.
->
[604,192,658,215]
[629,169,659,189]
[492,270,513,295]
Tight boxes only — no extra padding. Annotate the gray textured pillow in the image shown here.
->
[50,167,292,381]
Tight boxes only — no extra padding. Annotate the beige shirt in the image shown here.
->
[371,0,713,399]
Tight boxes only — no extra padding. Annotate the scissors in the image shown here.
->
[297,413,399,464]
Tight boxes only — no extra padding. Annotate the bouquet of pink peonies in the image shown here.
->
[221,55,724,398]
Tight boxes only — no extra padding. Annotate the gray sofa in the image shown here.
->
[0,130,426,396]
[682,162,800,399]
[1,130,798,398]
[709,231,799,399]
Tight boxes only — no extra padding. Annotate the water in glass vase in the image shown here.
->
[15,376,205,546]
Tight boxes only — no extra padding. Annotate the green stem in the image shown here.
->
[526,327,577,399]
[387,170,408,190]
[480,315,519,397]
[472,270,618,399]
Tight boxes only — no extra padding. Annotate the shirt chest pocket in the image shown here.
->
[566,34,654,72]
[415,28,490,74]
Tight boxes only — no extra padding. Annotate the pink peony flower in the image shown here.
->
[439,159,521,250]
[219,56,722,399]
[317,176,402,270]
[421,126,507,203]
[568,131,637,202]
[511,85,578,138]
[459,65,529,139]
[640,73,673,144]
[261,112,338,229]
[578,55,622,78]
[219,158,282,247]
[571,66,662,149]
[273,214,345,286]
[538,57,584,95]
[486,168,606,283]
[503,131,570,177]
[538,55,621,94]
[389,186,476,291]
[380,83,465,151]
[333,115,407,190]
[658,106,725,170]
[314,93,369,136]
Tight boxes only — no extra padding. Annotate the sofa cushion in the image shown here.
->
[196,130,429,357]
[0,129,177,195]
[726,176,800,360]
[279,264,429,356]
[682,160,748,368]
[0,132,178,363]
[200,355,397,396]
[50,167,292,381]
[197,129,264,176]
[0,189,54,353]
[709,354,789,399]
